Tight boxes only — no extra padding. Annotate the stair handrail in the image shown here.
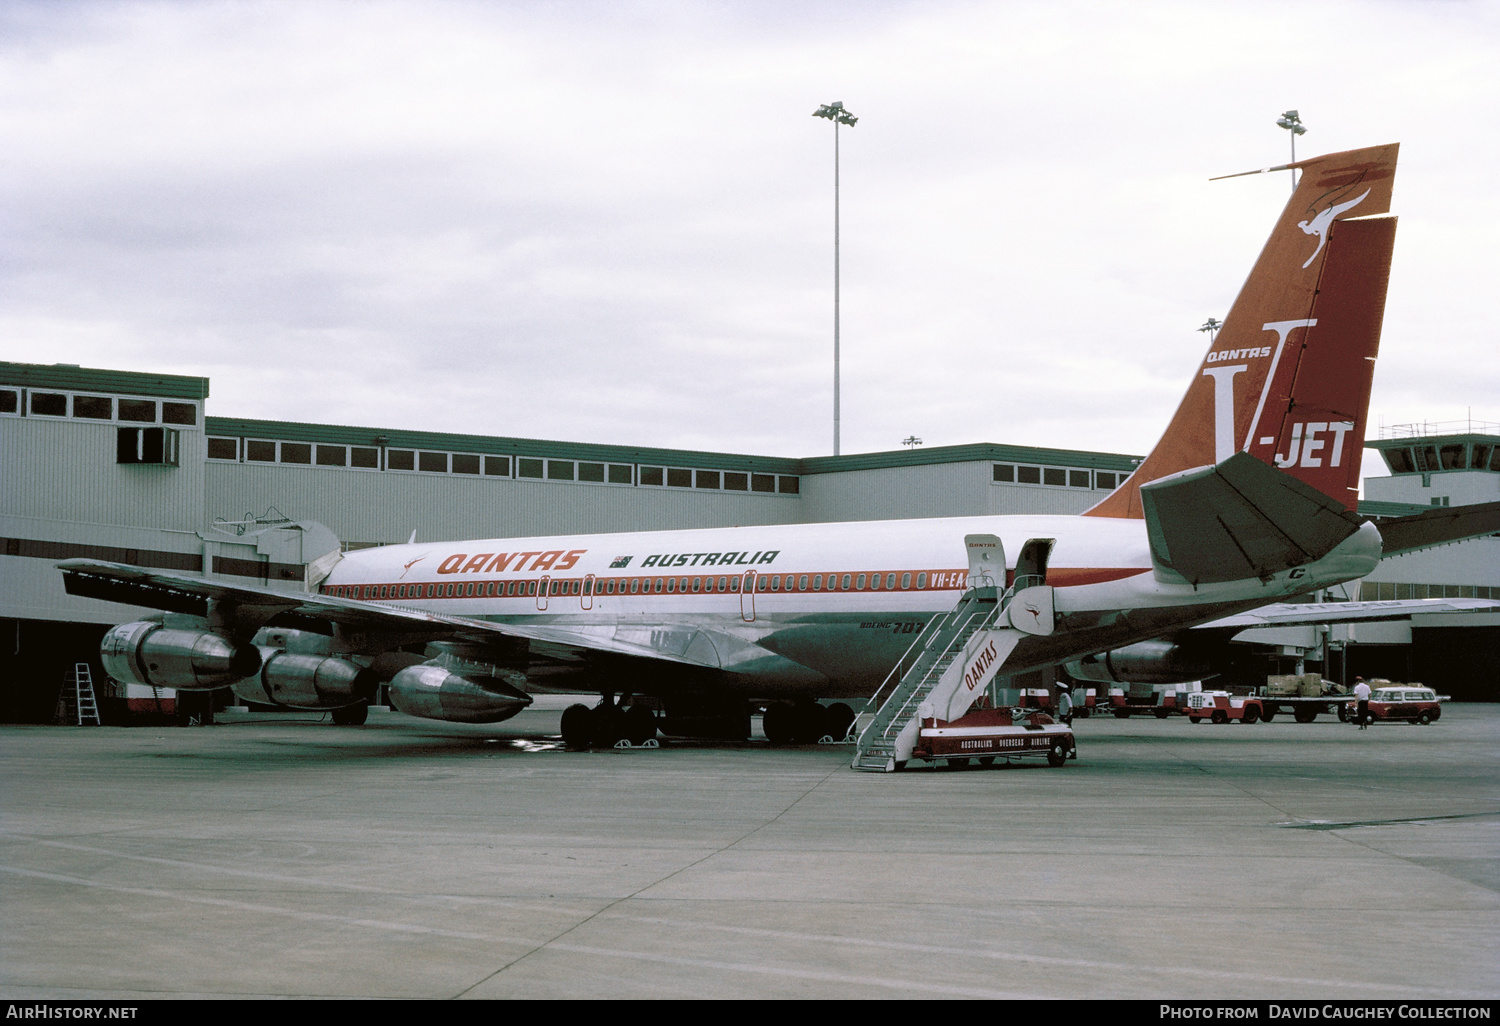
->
[855,587,1002,750]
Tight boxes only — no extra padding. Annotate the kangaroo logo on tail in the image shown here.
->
[1085,143,1399,520]
[1298,189,1371,268]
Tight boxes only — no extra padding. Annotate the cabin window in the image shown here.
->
[691,577,701,593]
[798,575,809,591]
[843,574,853,590]
[917,572,928,589]
[730,577,740,592]
[886,573,897,589]
[855,574,866,589]
[758,576,770,592]
[812,575,822,591]
[630,578,640,594]
[667,577,676,593]
[901,573,911,589]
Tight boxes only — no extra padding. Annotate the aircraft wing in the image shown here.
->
[1374,500,1500,557]
[1196,596,1500,630]
[56,558,724,670]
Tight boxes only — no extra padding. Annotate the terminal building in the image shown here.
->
[3,359,1497,721]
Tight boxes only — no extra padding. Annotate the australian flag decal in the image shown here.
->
[610,555,633,568]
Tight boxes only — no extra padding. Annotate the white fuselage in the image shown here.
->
[321,514,1383,698]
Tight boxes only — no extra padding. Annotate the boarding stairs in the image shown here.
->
[56,663,102,726]
[851,534,1056,773]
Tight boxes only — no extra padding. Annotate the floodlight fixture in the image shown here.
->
[1276,109,1308,191]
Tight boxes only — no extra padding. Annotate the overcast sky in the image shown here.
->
[3,1,1497,473]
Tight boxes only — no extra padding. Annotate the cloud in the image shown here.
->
[3,0,1497,462]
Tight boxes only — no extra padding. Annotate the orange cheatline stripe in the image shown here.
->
[327,566,1147,600]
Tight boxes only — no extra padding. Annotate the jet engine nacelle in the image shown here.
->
[388,664,532,724]
[101,621,262,690]
[1064,639,1216,686]
[230,649,380,711]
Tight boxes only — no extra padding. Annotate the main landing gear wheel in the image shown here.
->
[561,703,594,749]
[331,703,368,726]
[822,703,856,742]
[1047,741,1069,767]
[761,701,794,744]
[624,704,658,746]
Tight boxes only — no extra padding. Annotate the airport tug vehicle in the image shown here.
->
[910,704,1076,769]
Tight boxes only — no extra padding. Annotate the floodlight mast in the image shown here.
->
[813,101,857,455]
[1275,110,1307,192]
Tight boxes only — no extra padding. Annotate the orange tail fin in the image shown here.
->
[1087,143,1399,519]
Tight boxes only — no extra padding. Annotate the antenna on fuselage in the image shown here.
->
[407,529,417,545]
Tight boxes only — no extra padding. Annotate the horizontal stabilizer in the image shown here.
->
[1142,452,1365,585]
[1374,500,1500,558]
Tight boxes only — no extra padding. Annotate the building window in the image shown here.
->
[419,451,447,473]
[30,392,66,417]
[695,470,720,489]
[162,402,197,425]
[246,439,276,462]
[316,445,346,467]
[72,395,113,419]
[547,460,575,481]
[1044,468,1066,486]
[640,466,664,486]
[484,455,510,477]
[1017,466,1041,484]
[207,437,239,461]
[281,442,312,464]
[117,398,156,422]
[518,458,544,479]
[0,389,18,415]
[608,464,633,485]
[1068,470,1090,488]
[578,462,605,482]
[993,464,1015,482]
[751,473,776,493]
[451,453,481,475]
[667,468,691,488]
[778,476,799,494]
[116,427,180,466]
[1095,471,1117,489]
[724,472,748,491]
[351,447,379,469]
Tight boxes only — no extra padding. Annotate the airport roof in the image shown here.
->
[0,361,210,400]
[205,417,1147,477]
